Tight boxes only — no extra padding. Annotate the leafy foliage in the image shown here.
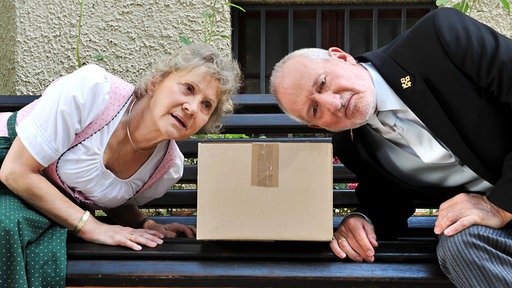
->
[436,0,510,14]
[179,1,245,45]
[76,0,109,68]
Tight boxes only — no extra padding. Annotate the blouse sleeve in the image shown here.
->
[16,64,111,167]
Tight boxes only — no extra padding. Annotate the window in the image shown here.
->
[231,4,435,94]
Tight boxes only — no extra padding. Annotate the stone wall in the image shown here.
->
[0,0,232,94]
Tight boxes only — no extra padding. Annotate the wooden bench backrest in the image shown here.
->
[145,94,361,211]
[0,94,443,212]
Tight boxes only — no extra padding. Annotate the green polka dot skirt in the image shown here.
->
[0,189,67,288]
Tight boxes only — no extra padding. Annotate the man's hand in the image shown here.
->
[435,193,512,236]
[330,215,378,262]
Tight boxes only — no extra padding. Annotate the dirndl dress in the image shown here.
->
[0,112,67,288]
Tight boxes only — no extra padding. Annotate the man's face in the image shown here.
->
[274,48,376,132]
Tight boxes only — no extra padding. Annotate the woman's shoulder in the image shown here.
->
[45,64,113,103]
[70,64,110,85]
[77,63,107,74]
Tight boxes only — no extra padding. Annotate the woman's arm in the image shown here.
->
[0,138,86,230]
[0,138,164,250]
[106,204,196,238]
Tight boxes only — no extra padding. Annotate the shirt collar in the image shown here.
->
[360,62,407,112]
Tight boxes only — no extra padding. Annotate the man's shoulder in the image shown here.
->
[423,7,478,30]
[391,7,477,51]
[423,7,468,20]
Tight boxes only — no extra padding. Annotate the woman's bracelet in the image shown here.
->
[72,210,91,235]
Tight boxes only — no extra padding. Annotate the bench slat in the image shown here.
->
[233,94,278,106]
[218,114,328,134]
[177,137,331,157]
[66,259,453,288]
[67,238,438,262]
[144,188,440,210]
[145,188,361,208]
[178,164,355,184]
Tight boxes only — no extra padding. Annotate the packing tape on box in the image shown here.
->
[251,143,279,187]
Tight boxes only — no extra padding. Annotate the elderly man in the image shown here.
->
[270,7,512,288]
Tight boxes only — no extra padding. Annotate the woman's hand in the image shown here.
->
[144,219,196,239]
[77,217,196,251]
[76,216,165,250]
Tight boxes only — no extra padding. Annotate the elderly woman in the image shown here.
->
[0,42,241,287]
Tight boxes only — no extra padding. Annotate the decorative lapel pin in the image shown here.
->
[400,76,412,89]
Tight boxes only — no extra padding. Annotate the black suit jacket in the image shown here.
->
[332,8,512,238]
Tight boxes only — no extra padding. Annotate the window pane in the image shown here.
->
[378,9,402,48]
[265,10,288,93]
[349,9,373,55]
[321,9,344,49]
[406,8,432,28]
[293,10,317,50]
[238,10,261,93]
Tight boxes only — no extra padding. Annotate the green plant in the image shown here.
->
[436,0,510,14]
[193,134,249,139]
[76,0,109,68]
[179,0,245,45]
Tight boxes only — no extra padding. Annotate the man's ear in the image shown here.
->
[328,47,356,63]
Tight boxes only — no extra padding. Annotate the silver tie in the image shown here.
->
[378,111,453,164]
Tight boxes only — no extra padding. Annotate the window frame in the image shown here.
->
[231,3,436,94]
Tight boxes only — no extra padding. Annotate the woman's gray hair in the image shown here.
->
[134,42,242,133]
[269,48,330,118]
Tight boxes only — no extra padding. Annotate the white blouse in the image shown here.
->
[16,65,184,208]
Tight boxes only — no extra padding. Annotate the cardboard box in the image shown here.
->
[197,142,333,241]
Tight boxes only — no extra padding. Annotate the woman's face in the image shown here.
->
[149,67,220,140]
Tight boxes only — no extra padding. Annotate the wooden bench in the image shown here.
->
[0,94,454,288]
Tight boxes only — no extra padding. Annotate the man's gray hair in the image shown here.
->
[269,48,330,118]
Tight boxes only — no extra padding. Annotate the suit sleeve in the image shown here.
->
[433,8,512,107]
[432,8,512,212]
[332,130,416,239]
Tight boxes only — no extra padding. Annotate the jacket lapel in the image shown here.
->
[356,51,494,183]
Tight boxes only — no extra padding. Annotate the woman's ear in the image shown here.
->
[148,77,159,95]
